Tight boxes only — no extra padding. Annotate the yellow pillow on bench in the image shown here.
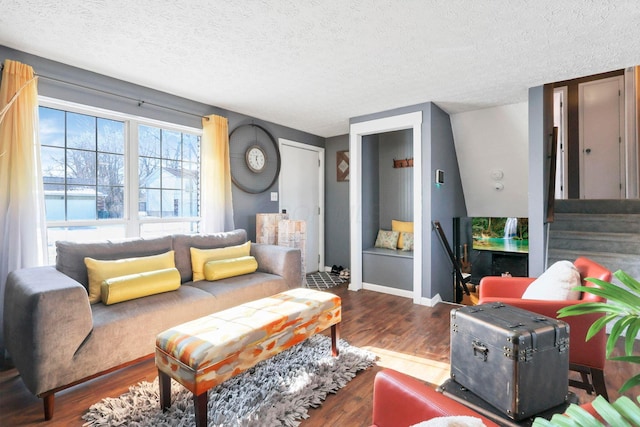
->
[204,256,258,281]
[392,220,414,249]
[85,250,176,304]
[101,268,181,305]
[190,241,251,281]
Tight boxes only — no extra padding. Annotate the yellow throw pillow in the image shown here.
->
[190,241,251,282]
[101,268,181,305]
[204,256,258,281]
[392,220,414,249]
[85,250,176,304]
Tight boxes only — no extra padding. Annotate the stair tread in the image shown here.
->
[548,248,640,260]
[550,230,640,240]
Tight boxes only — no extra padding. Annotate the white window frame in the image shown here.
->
[38,96,203,243]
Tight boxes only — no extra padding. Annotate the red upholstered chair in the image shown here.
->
[370,369,500,427]
[478,256,612,400]
[369,369,601,427]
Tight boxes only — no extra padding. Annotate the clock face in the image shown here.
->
[246,145,266,173]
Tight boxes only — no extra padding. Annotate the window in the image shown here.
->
[39,99,201,262]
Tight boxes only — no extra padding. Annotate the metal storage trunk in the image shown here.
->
[450,302,570,420]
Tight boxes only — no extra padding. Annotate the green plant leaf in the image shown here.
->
[532,417,557,427]
[613,270,640,294]
[607,316,637,357]
[582,279,640,311]
[625,319,640,356]
[612,395,640,425]
[557,302,626,319]
[586,313,620,341]
[564,403,605,427]
[592,395,632,427]
[611,355,640,364]
[620,374,640,394]
[548,413,580,427]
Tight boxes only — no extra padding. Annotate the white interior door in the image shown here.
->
[579,76,625,199]
[278,139,324,274]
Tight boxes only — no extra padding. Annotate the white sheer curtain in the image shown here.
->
[0,60,47,356]
[200,114,235,233]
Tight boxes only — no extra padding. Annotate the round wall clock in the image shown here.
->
[246,144,266,173]
[229,123,281,194]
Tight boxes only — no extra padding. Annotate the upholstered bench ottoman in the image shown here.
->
[155,287,342,427]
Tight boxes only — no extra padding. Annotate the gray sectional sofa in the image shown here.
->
[3,229,302,420]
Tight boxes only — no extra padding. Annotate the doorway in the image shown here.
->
[553,86,568,199]
[278,139,324,274]
[349,111,423,303]
[579,75,625,199]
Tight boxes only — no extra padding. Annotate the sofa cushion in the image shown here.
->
[522,260,582,300]
[56,235,173,290]
[172,230,247,282]
[374,230,400,250]
[204,256,258,281]
[101,268,181,305]
[392,220,414,249]
[85,250,176,303]
[400,231,414,251]
[190,241,251,282]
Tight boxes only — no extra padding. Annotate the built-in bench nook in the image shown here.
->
[359,128,415,293]
[362,247,413,290]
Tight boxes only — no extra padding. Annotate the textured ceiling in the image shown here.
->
[1,1,640,137]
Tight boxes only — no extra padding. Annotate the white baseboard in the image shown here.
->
[359,282,443,307]
[362,282,413,299]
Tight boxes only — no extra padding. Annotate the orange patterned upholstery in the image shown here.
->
[155,287,341,396]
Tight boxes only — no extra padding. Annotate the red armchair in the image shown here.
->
[478,256,612,399]
[370,369,600,426]
[370,369,499,427]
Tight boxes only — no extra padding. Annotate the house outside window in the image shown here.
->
[38,98,201,263]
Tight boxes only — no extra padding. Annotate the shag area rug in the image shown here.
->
[82,335,376,427]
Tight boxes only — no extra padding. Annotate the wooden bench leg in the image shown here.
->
[158,369,172,411]
[43,392,54,420]
[194,391,208,427]
[331,323,340,357]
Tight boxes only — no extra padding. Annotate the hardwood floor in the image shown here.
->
[1,283,638,426]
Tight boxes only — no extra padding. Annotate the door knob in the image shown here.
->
[585,148,592,154]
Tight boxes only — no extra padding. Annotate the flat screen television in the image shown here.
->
[471,217,528,253]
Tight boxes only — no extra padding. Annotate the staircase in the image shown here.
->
[548,199,640,278]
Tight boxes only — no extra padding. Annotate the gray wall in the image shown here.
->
[428,103,468,302]
[0,46,325,241]
[527,85,553,276]
[378,129,413,227]
[362,135,380,249]
[324,134,350,268]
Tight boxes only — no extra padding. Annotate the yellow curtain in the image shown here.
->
[0,59,47,354]
[200,114,234,233]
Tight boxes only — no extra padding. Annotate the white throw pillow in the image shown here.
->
[521,260,582,300]
[411,416,486,427]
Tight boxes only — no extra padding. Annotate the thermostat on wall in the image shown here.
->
[435,169,445,185]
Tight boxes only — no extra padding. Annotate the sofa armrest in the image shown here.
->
[251,243,303,289]
[478,276,535,299]
[3,266,93,395]
[370,370,499,427]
